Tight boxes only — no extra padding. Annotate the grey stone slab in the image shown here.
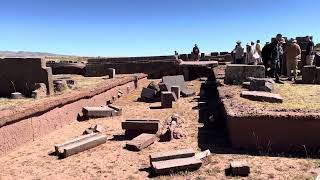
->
[82,106,114,118]
[171,86,180,100]
[150,148,195,162]
[162,75,195,97]
[240,91,283,103]
[248,77,274,92]
[225,64,265,85]
[161,91,173,108]
[126,133,158,151]
[230,161,250,177]
[151,157,202,175]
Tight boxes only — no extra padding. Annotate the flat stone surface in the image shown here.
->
[10,92,24,99]
[161,91,173,108]
[126,133,158,151]
[179,61,218,67]
[248,77,274,92]
[151,157,202,175]
[230,161,250,177]
[240,91,283,103]
[150,148,195,162]
[82,106,114,118]
[225,64,265,85]
[162,75,195,97]
[122,120,160,134]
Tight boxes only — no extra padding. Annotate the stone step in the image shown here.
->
[240,91,283,103]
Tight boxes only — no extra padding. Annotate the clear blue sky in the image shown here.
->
[0,0,319,57]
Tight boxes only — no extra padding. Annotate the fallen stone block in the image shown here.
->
[82,106,114,118]
[242,82,250,89]
[161,91,173,108]
[107,68,115,78]
[162,75,195,97]
[229,161,250,177]
[55,133,107,158]
[302,65,316,84]
[151,157,202,175]
[181,89,196,97]
[158,83,168,91]
[225,64,265,85]
[141,87,157,101]
[126,133,158,151]
[147,81,160,92]
[240,91,283,103]
[248,77,274,92]
[122,120,160,134]
[108,104,122,116]
[150,149,195,162]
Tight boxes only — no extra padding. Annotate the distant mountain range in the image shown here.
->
[0,51,69,58]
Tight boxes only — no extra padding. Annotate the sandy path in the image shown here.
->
[0,79,317,180]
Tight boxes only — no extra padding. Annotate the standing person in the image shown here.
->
[256,40,262,56]
[174,51,179,59]
[269,34,284,83]
[306,36,315,65]
[279,38,285,76]
[246,43,255,64]
[234,41,244,64]
[262,42,271,76]
[285,39,301,81]
[192,44,200,61]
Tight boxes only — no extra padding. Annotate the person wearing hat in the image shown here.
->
[233,41,244,64]
[269,34,284,83]
[285,38,301,81]
[245,43,255,64]
[305,36,315,65]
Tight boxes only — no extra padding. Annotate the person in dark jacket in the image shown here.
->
[269,34,285,83]
[262,42,271,77]
[192,44,200,61]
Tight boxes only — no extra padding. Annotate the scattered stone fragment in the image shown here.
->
[125,133,158,151]
[108,104,122,116]
[82,106,114,118]
[159,114,185,141]
[161,91,173,108]
[55,133,107,158]
[195,150,211,160]
[150,148,195,162]
[66,80,76,89]
[151,157,202,175]
[10,92,24,99]
[242,82,250,89]
[122,120,160,135]
[229,161,250,177]
[53,80,68,92]
[147,81,160,93]
[240,91,283,103]
[83,124,105,135]
[31,83,47,98]
[141,87,157,101]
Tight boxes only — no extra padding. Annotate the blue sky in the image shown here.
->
[0,0,319,57]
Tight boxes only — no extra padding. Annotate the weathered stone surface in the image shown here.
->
[0,58,54,97]
[230,161,250,177]
[108,104,122,116]
[31,83,47,98]
[240,91,283,103]
[151,157,202,175]
[83,124,106,135]
[82,106,114,118]
[161,91,173,108]
[316,67,320,84]
[55,133,107,158]
[158,83,168,91]
[302,65,316,84]
[107,68,115,78]
[53,80,68,92]
[225,64,265,85]
[171,86,180,100]
[242,82,250,89]
[181,89,196,97]
[195,150,211,160]
[147,81,160,92]
[141,87,156,101]
[150,149,195,162]
[122,120,160,134]
[126,133,158,151]
[248,77,274,92]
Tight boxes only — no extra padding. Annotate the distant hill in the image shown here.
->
[0,51,69,58]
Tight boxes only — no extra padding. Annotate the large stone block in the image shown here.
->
[122,120,160,134]
[316,67,320,84]
[161,91,173,108]
[141,87,156,101]
[125,133,158,151]
[0,58,54,97]
[302,65,316,84]
[150,149,195,162]
[229,161,250,177]
[162,75,195,97]
[151,157,202,175]
[248,77,274,92]
[224,64,265,85]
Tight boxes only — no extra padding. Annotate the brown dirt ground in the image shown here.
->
[0,79,318,179]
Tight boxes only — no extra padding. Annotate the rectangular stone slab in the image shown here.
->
[141,87,156,100]
[302,65,316,84]
[162,75,195,97]
[62,134,107,158]
[122,120,160,134]
[82,106,115,118]
[126,133,158,151]
[151,157,202,175]
[150,148,195,162]
[230,161,250,176]
[240,91,283,103]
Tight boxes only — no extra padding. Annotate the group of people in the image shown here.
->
[233,34,315,83]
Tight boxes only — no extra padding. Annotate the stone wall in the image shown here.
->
[224,64,265,85]
[0,58,54,97]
